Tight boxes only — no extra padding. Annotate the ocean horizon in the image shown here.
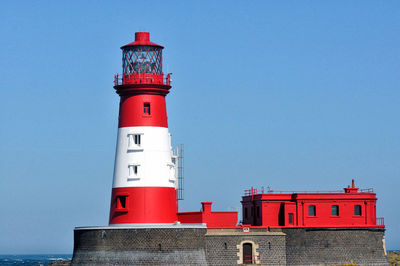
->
[0,254,71,265]
[1,251,399,265]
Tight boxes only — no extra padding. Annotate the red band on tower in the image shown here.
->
[118,94,168,128]
[109,187,177,224]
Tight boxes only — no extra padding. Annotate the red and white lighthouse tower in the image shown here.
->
[109,32,177,224]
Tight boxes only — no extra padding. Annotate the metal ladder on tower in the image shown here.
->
[175,143,184,200]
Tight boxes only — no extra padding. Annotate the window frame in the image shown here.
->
[308,205,316,217]
[288,213,294,224]
[115,195,128,211]
[127,133,144,151]
[143,102,151,115]
[331,205,339,216]
[128,163,140,180]
[354,205,362,216]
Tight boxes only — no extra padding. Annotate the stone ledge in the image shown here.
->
[206,229,286,236]
[75,223,206,230]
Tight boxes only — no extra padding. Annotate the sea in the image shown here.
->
[0,254,71,265]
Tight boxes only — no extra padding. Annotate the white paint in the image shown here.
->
[112,126,176,188]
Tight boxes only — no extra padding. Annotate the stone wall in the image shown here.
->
[71,227,208,265]
[282,227,389,266]
[72,226,388,265]
[205,229,286,265]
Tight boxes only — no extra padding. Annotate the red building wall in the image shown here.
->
[178,202,238,228]
[241,185,383,228]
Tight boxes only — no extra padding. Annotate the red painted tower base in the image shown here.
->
[109,187,177,224]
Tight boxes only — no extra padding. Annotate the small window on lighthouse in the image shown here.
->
[144,103,151,115]
[128,164,140,178]
[128,133,143,150]
[116,195,127,209]
[134,134,141,145]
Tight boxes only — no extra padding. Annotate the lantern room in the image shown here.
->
[117,32,169,86]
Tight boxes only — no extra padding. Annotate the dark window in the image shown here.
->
[251,207,254,217]
[257,206,260,218]
[288,213,293,224]
[244,208,248,219]
[332,205,339,216]
[129,164,139,177]
[134,134,141,145]
[354,205,362,216]
[144,103,151,115]
[243,243,253,264]
[116,195,127,209]
[308,205,316,216]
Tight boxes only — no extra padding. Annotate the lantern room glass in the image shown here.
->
[122,45,162,75]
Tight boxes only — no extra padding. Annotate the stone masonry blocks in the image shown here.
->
[283,227,389,266]
[72,227,388,265]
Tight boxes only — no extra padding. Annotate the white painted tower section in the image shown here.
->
[112,126,177,189]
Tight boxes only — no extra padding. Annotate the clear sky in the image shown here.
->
[0,0,399,254]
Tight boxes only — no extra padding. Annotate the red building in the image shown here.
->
[241,180,384,228]
[178,202,238,228]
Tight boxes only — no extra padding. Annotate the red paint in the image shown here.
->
[109,187,178,224]
[241,184,383,228]
[242,227,250,233]
[121,32,164,49]
[114,32,171,129]
[118,94,168,128]
[178,202,238,228]
[120,73,168,86]
[109,33,177,225]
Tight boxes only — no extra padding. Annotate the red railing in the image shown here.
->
[244,187,374,196]
[377,217,384,226]
[244,187,343,196]
[267,190,343,194]
[359,188,374,193]
[114,73,171,86]
[244,187,264,197]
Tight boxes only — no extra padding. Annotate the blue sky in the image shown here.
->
[0,0,399,253]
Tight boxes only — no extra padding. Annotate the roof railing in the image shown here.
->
[113,73,171,86]
[359,188,374,193]
[267,190,343,194]
[244,187,375,196]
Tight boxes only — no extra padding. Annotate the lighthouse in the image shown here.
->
[109,32,177,224]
